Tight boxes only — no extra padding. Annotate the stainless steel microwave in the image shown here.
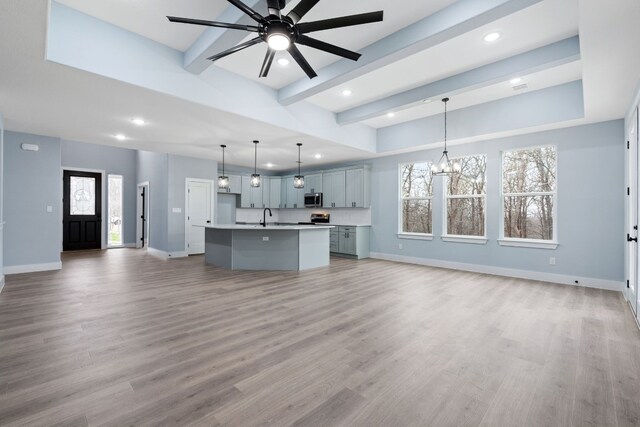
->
[304,193,323,208]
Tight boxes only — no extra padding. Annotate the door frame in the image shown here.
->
[136,182,150,249]
[185,178,215,255]
[625,106,639,320]
[60,167,106,251]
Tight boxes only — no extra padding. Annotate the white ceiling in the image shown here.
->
[0,0,639,169]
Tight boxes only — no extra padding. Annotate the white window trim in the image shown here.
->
[498,238,559,250]
[398,162,434,237]
[398,233,434,241]
[441,235,488,245]
[442,154,488,241]
[500,144,558,246]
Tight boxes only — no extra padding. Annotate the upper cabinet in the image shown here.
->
[305,173,323,194]
[282,176,304,209]
[269,177,282,209]
[240,175,264,208]
[323,171,346,208]
[217,174,241,194]
[345,167,371,208]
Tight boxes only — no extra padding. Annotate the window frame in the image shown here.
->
[499,144,558,249]
[107,174,124,248]
[442,154,488,245]
[398,161,434,240]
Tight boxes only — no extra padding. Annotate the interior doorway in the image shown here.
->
[186,178,214,255]
[136,182,150,249]
[62,169,104,251]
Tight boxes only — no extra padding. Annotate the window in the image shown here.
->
[400,163,433,235]
[108,175,123,246]
[501,146,557,245]
[445,155,487,238]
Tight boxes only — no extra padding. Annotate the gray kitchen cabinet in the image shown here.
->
[331,226,370,259]
[217,174,241,194]
[345,167,371,208]
[322,171,346,208]
[261,178,270,209]
[240,175,264,208]
[305,173,323,194]
[269,177,282,209]
[282,176,304,209]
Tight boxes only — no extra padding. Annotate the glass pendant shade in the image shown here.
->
[218,144,229,189]
[251,140,260,188]
[294,143,304,189]
[432,97,461,177]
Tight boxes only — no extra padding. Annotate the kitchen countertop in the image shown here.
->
[203,224,335,230]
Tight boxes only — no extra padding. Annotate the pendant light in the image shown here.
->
[294,143,305,189]
[218,145,229,190]
[431,97,461,176]
[250,140,261,188]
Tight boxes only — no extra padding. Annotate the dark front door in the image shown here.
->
[63,170,102,251]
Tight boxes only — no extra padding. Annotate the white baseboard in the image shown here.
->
[146,248,188,259]
[4,261,63,275]
[108,243,137,249]
[369,252,623,292]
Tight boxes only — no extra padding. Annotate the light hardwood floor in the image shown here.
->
[0,249,639,426]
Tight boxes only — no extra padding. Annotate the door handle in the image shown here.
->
[628,234,638,242]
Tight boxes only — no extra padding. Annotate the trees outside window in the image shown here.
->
[400,163,433,234]
[445,155,486,237]
[502,146,556,240]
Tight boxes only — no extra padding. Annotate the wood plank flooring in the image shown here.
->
[0,249,639,426]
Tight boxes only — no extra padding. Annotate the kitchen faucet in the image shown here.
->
[260,208,272,227]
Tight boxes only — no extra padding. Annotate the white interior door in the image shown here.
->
[187,180,212,255]
[628,108,639,316]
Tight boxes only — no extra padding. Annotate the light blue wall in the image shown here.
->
[370,121,624,282]
[136,150,169,252]
[167,154,217,253]
[61,140,137,245]
[3,131,62,268]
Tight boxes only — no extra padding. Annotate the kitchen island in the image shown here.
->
[203,224,334,271]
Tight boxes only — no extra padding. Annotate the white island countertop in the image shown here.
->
[203,224,335,231]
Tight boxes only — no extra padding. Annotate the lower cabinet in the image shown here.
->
[330,226,370,259]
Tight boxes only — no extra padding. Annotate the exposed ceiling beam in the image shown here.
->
[277,0,543,106]
[338,36,581,125]
[377,80,585,153]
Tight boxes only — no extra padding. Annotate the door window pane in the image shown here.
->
[70,176,96,215]
[108,175,123,246]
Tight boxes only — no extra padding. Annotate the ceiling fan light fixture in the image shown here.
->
[267,33,291,51]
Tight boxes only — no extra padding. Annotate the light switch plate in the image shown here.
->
[46,205,53,213]
[263,236,269,241]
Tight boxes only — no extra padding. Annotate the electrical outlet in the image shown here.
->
[399,243,403,250]
[549,257,556,265]
[263,236,269,241]
[46,205,53,213]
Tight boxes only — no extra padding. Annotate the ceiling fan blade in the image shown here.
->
[167,16,259,32]
[226,0,264,23]
[266,0,282,18]
[296,35,361,61]
[207,37,263,62]
[259,48,276,77]
[297,11,384,34]
[288,44,317,79]
[287,0,319,24]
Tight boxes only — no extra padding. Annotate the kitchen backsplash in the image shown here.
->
[233,208,371,225]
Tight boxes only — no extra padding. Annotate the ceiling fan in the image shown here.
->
[167,0,384,79]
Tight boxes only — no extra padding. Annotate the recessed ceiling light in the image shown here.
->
[266,163,274,168]
[423,99,432,104]
[114,134,127,141]
[341,89,352,97]
[484,32,501,43]
[387,112,395,118]
[510,77,523,85]
[277,58,290,67]
[314,154,322,159]
[131,118,145,126]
